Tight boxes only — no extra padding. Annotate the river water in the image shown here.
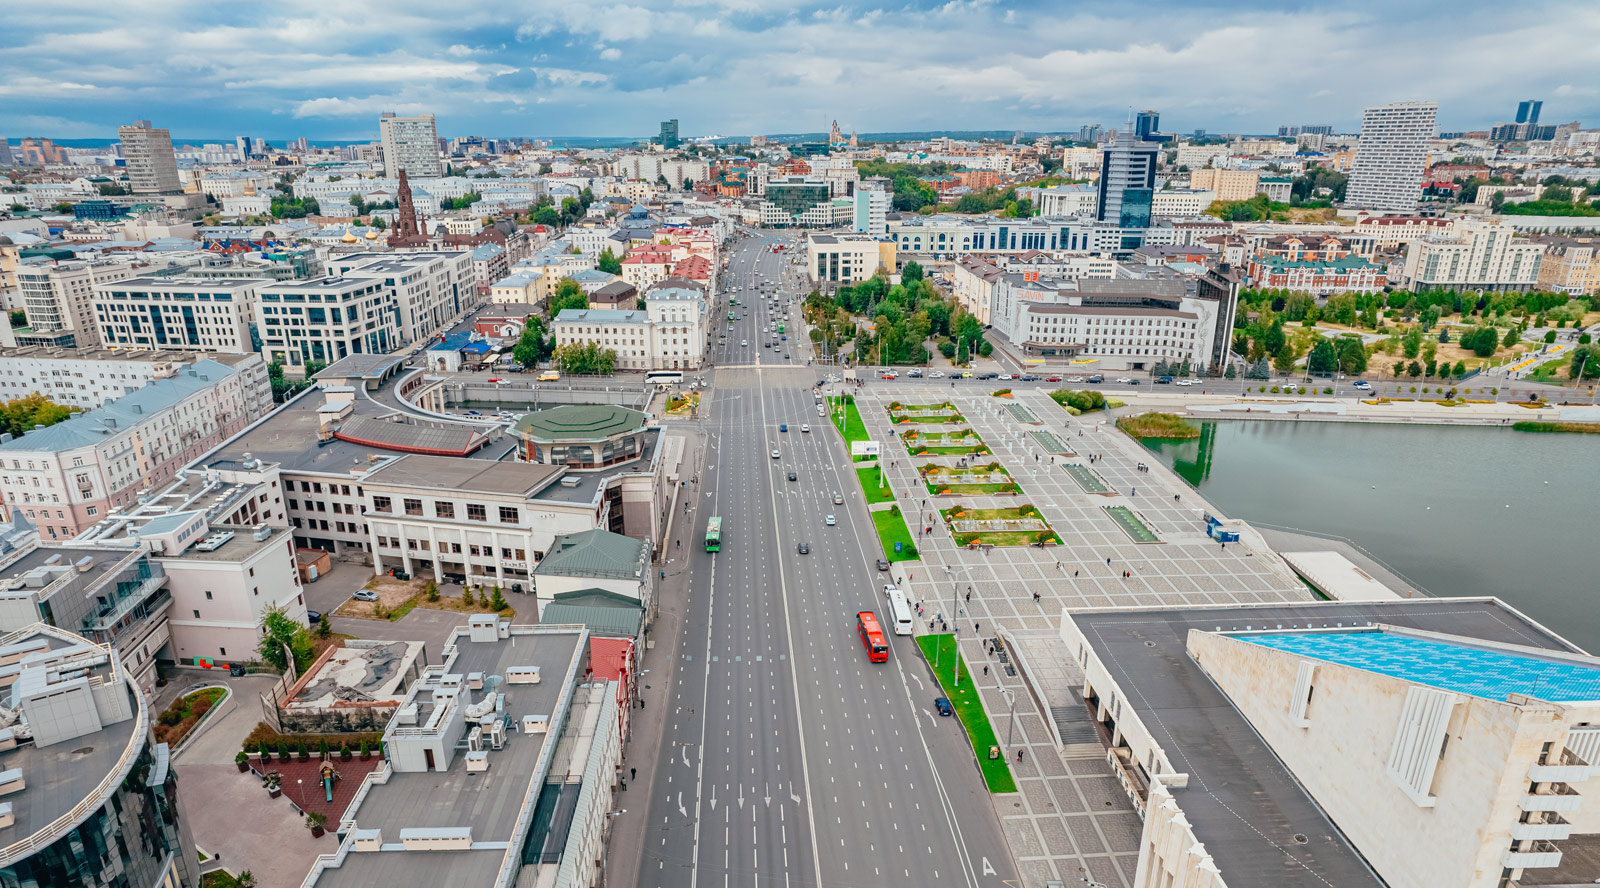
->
[1138,421,1600,650]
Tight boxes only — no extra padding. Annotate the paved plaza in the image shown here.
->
[853,383,1312,888]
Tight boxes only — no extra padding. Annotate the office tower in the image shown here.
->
[1096,130,1158,228]
[1345,101,1437,214]
[1193,129,1206,140]
[659,119,680,149]
[1135,111,1160,142]
[1516,100,1542,125]
[117,119,181,195]
[1278,125,1301,138]
[378,112,443,178]
[1301,125,1333,136]
[0,138,13,166]
[1078,124,1103,143]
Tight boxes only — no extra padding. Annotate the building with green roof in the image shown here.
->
[533,529,652,622]
[510,404,650,468]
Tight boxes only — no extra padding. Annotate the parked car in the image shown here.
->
[306,610,322,624]
[352,590,380,602]
[876,558,890,571]
[934,697,954,717]
[1019,374,1039,382]
[998,374,1014,380]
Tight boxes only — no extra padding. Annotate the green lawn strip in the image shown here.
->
[908,445,992,457]
[953,530,1061,547]
[1103,505,1159,543]
[869,507,920,562]
[893,414,965,424]
[926,482,1021,495]
[856,466,896,504]
[829,396,869,443]
[914,634,1016,793]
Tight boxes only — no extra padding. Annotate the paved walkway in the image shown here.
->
[849,385,1312,888]
[182,763,334,887]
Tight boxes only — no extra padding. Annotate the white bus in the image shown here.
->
[645,370,684,386]
[885,588,914,636]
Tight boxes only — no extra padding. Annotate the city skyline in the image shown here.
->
[4,0,1599,140]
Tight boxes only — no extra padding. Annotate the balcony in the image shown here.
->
[1510,814,1572,842]
[1502,840,1562,870]
[1529,748,1598,784]
[1106,747,1148,819]
[1520,783,1583,813]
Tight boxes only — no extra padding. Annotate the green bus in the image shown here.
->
[777,323,785,334]
[705,516,722,552]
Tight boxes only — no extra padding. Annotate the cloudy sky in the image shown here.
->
[4,0,1599,143]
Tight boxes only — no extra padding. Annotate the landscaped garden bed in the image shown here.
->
[940,503,1060,547]
[887,400,965,424]
[1116,412,1199,440]
[1103,505,1161,543]
[901,428,990,456]
[870,505,919,562]
[920,461,1020,495]
[154,686,228,748]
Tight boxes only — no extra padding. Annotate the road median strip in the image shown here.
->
[914,634,1016,794]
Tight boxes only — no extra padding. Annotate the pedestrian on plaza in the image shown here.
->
[640,697,645,709]
[676,539,680,548]
[631,767,637,781]
[965,591,971,603]
[1016,749,1025,763]
[975,622,980,634]
[983,665,989,676]
[1106,557,1111,566]
[1074,570,1079,577]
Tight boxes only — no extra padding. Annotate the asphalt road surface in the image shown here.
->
[638,233,1015,888]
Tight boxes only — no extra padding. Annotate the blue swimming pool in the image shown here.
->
[1242,630,1600,702]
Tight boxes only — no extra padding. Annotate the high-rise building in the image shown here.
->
[117,119,181,195]
[1516,99,1543,125]
[0,138,13,166]
[1096,130,1158,229]
[829,119,843,146]
[1078,124,1102,144]
[1135,110,1160,142]
[378,111,443,178]
[659,119,680,149]
[1345,101,1437,214]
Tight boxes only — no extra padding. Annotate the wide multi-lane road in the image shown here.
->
[638,234,1014,888]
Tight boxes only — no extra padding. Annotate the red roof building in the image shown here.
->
[588,636,637,748]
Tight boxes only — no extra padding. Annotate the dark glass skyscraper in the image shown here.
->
[1135,110,1160,142]
[1096,131,1158,229]
[1515,100,1542,125]
[659,119,680,149]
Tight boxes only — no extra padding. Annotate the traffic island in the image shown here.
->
[869,505,919,563]
[920,461,1021,496]
[1103,505,1161,543]
[940,504,1061,547]
[856,464,896,504]
[901,428,991,457]
[915,634,1017,794]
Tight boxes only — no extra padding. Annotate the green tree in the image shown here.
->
[1503,327,1521,348]
[439,192,483,211]
[1402,326,1424,359]
[977,340,993,357]
[512,316,551,367]
[901,260,924,284]
[490,587,508,611]
[8,310,24,328]
[1569,345,1600,381]
[424,580,440,602]
[1407,361,1423,377]
[316,612,332,639]
[597,248,622,275]
[548,278,589,317]
[1307,339,1338,375]
[1544,329,1558,344]
[555,341,618,375]
[0,393,79,438]
[1335,337,1369,374]
[1272,344,1296,375]
[256,603,315,673]
[97,183,128,196]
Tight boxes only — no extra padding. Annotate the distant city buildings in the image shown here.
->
[659,118,680,149]
[378,111,443,178]
[1346,100,1437,214]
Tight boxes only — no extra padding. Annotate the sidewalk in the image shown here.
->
[605,427,707,888]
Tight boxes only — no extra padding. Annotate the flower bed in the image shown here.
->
[154,687,227,748]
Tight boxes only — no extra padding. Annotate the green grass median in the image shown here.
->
[829,395,869,444]
[915,634,1016,793]
[856,465,896,504]
[870,507,919,562]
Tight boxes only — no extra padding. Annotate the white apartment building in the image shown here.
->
[1354,214,1455,251]
[0,346,238,409]
[852,186,892,236]
[379,112,443,179]
[1401,218,1545,291]
[611,155,710,188]
[1151,189,1215,217]
[1346,101,1438,214]
[951,256,1004,325]
[552,280,707,371]
[117,120,181,195]
[92,275,266,353]
[256,274,398,370]
[1019,184,1097,217]
[807,234,894,285]
[990,277,1221,372]
[1174,144,1230,169]
[9,260,142,348]
[326,250,474,343]
[887,215,1179,259]
[0,358,270,539]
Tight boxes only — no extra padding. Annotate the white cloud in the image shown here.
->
[446,44,477,57]
[600,47,623,61]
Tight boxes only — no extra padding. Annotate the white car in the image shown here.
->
[816,405,825,416]
[929,370,946,378]
[998,374,1014,380]
[1116,377,1133,384]
[771,449,781,459]
[801,424,810,433]
[1176,380,1193,386]
[1065,376,1084,383]
[825,515,836,526]
[741,340,748,347]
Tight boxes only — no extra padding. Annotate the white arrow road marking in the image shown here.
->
[789,782,802,805]
[679,792,687,818]
[682,746,691,768]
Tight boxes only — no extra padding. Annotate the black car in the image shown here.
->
[1019,374,1039,381]
[787,470,797,481]
[797,541,810,554]
[1086,375,1105,384]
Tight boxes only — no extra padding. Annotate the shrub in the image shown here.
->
[424,580,440,603]
[1270,386,1281,393]
[490,588,508,611]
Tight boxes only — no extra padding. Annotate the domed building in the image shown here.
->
[509,404,649,469]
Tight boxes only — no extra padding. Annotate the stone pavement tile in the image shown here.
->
[1068,758,1107,777]
[1038,814,1077,856]
[1004,816,1047,857]
[1065,814,1106,854]
[1022,780,1056,815]
[1087,853,1130,888]
[1115,853,1139,880]
[1078,775,1127,811]
[178,763,328,888]
[1100,812,1145,853]
[1048,781,1087,813]
[1036,751,1069,777]
[1019,858,1058,888]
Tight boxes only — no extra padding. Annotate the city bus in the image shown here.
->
[645,370,683,387]
[884,588,914,636]
[704,516,722,552]
[856,611,889,663]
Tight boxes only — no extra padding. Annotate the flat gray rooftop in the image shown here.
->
[0,639,138,852]
[1070,598,1579,888]
[314,848,507,888]
[2,544,125,587]
[344,630,581,841]
[531,428,659,505]
[365,456,564,496]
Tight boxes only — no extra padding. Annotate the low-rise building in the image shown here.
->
[0,346,238,409]
[1400,218,1545,292]
[532,528,652,619]
[1536,237,1600,295]
[553,280,706,371]
[0,358,272,539]
[92,275,266,354]
[1151,189,1215,218]
[807,234,896,285]
[1246,255,1388,295]
[301,622,622,888]
[1187,168,1260,202]
[991,277,1225,372]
